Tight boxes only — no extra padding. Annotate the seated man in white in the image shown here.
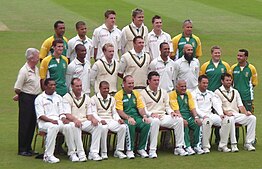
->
[35,78,78,163]
[215,73,256,151]
[140,71,187,158]
[63,78,103,161]
[91,81,127,159]
[191,75,233,153]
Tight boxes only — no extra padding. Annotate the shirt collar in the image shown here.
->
[149,30,164,37]
[25,62,35,72]
[146,86,160,93]
[101,23,117,32]
[70,91,84,100]
[220,85,233,93]
[130,49,144,57]
[131,22,144,29]
[157,56,171,63]
[97,92,110,100]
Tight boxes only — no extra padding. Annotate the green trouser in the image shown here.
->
[184,117,200,148]
[125,116,150,151]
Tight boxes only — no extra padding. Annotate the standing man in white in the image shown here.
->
[92,10,121,61]
[121,8,148,54]
[67,21,93,62]
[140,71,187,158]
[91,81,127,159]
[147,15,173,60]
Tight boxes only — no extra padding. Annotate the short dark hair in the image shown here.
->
[99,81,109,88]
[52,38,64,47]
[221,73,232,81]
[152,15,161,23]
[147,71,159,80]
[44,78,55,86]
[104,9,116,18]
[133,36,143,44]
[54,20,64,29]
[159,42,169,50]
[239,49,248,57]
[75,44,85,52]
[198,74,208,83]
[75,21,86,29]
[71,77,81,85]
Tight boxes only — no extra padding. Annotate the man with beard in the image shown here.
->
[173,44,200,91]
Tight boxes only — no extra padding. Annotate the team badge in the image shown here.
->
[184,98,188,104]
[221,68,224,73]
[191,42,195,47]
[133,98,136,104]
[245,72,249,77]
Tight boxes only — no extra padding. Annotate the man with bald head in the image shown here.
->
[173,44,200,91]
[169,80,204,155]
[171,19,202,60]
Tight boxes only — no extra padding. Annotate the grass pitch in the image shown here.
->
[0,0,262,168]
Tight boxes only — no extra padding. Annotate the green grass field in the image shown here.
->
[0,0,262,168]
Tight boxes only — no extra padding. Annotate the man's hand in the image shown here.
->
[183,119,188,127]
[128,117,136,125]
[151,113,159,119]
[91,118,99,126]
[101,120,107,125]
[224,111,234,116]
[171,112,181,118]
[245,111,252,116]
[73,119,82,128]
[195,118,202,126]
[118,119,125,124]
[51,119,58,125]
[143,117,151,124]
[219,115,225,119]
[13,94,19,101]
[61,118,70,124]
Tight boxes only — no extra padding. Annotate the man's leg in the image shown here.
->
[149,117,160,152]
[135,117,150,151]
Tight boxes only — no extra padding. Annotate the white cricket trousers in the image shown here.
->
[82,120,103,154]
[201,114,232,149]
[230,113,256,144]
[39,120,76,157]
[149,115,184,152]
[100,119,127,153]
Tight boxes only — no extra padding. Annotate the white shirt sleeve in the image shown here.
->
[90,62,99,87]
[211,92,224,116]
[90,97,102,121]
[118,55,127,74]
[66,64,74,92]
[34,95,45,119]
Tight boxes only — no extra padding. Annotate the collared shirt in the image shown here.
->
[147,30,173,60]
[67,34,93,62]
[90,92,121,121]
[35,91,63,122]
[231,62,258,101]
[14,62,41,95]
[173,56,200,91]
[119,49,151,87]
[63,92,92,122]
[90,57,118,93]
[200,59,231,92]
[141,86,173,116]
[214,86,243,114]
[148,56,175,92]
[66,58,91,94]
[191,88,223,118]
[92,24,121,61]
[121,22,149,54]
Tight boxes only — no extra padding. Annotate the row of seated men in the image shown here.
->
[34,71,256,163]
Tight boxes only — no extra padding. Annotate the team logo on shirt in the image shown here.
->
[245,72,249,77]
[63,63,66,68]
[184,98,188,104]
[191,42,195,47]
[221,68,225,73]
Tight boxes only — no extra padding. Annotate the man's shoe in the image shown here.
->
[218,146,231,152]
[137,149,149,158]
[18,151,32,157]
[101,152,108,160]
[174,147,188,156]
[203,148,210,154]
[69,153,79,162]
[185,147,195,155]
[114,150,127,159]
[43,155,60,163]
[149,150,157,159]
[79,156,87,162]
[126,150,135,159]
[194,147,205,155]
[88,153,102,161]
[244,144,256,151]
[231,144,239,152]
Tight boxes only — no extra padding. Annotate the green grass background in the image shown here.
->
[0,0,262,168]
